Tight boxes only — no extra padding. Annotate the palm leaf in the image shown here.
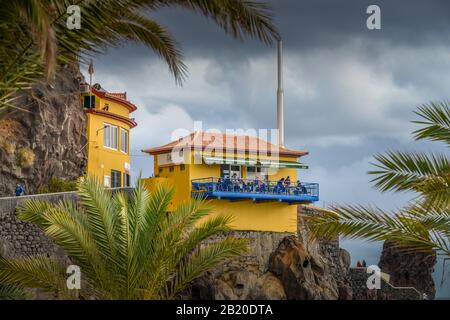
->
[0,284,31,300]
[413,101,450,146]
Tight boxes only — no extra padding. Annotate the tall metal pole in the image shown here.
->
[88,59,94,108]
[277,39,285,147]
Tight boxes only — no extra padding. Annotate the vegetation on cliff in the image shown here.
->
[308,102,450,257]
[38,177,77,194]
[0,177,247,299]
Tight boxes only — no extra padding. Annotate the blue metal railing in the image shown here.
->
[191,177,319,201]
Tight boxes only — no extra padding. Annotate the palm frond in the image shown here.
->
[368,151,450,193]
[0,256,75,299]
[307,204,449,256]
[413,101,450,146]
[0,284,30,300]
[157,0,279,44]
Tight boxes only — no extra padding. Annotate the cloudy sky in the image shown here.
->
[84,0,450,297]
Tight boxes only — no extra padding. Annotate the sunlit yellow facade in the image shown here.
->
[81,85,137,188]
[142,132,318,233]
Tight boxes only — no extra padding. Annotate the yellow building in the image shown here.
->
[142,132,319,233]
[81,84,137,188]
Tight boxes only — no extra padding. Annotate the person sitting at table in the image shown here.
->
[284,176,291,193]
[285,176,291,186]
[217,177,222,191]
[238,178,246,192]
[276,177,285,193]
[296,180,307,194]
[231,173,239,191]
[254,176,263,191]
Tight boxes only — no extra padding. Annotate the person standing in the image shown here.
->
[15,184,24,196]
[362,260,367,267]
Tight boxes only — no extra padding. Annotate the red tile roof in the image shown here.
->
[142,132,308,157]
[108,92,127,100]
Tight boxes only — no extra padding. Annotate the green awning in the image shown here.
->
[203,156,308,169]
[203,156,257,166]
[259,160,309,169]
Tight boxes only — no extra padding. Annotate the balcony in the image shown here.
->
[191,177,319,204]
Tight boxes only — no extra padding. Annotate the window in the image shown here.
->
[230,165,240,172]
[169,166,174,172]
[123,173,131,187]
[159,167,164,174]
[221,164,241,178]
[180,164,185,171]
[83,95,95,108]
[103,176,111,188]
[120,128,129,153]
[104,124,118,149]
[111,170,121,188]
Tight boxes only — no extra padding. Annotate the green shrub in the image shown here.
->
[39,177,77,194]
[0,138,15,155]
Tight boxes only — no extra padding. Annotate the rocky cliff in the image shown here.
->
[183,206,354,300]
[0,64,87,196]
[378,240,436,299]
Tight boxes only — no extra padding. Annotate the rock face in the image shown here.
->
[184,206,354,300]
[0,64,87,196]
[378,241,436,299]
[269,236,339,299]
[186,233,353,300]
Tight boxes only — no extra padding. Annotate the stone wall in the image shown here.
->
[0,188,133,259]
[349,268,422,300]
[0,192,78,259]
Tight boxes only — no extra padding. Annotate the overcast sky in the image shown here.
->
[84,0,450,297]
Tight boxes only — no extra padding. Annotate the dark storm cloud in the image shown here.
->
[98,0,450,70]
[145,0,450,55]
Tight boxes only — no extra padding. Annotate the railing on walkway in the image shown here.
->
[191,177,319,203]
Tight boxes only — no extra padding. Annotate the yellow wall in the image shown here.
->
[143,149,301,233]
[83,94,132,187]
[202,200,297,232]
[98,99,130,118]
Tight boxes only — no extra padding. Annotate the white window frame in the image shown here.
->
[103,123,118,150]
[120,128,129,154]
[104,175,111,188]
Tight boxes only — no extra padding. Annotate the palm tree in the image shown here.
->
[307,101,450,257]
[0,177,247,299]
[0,0,278,111]
[0,285,30,300]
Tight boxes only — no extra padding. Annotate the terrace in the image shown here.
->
[191,177,319,204]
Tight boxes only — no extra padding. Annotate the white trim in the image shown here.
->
[120,128,129,154]
[103,122,119,150]
[103,175,111,188]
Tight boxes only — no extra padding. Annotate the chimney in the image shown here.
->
[277,39,285,147]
